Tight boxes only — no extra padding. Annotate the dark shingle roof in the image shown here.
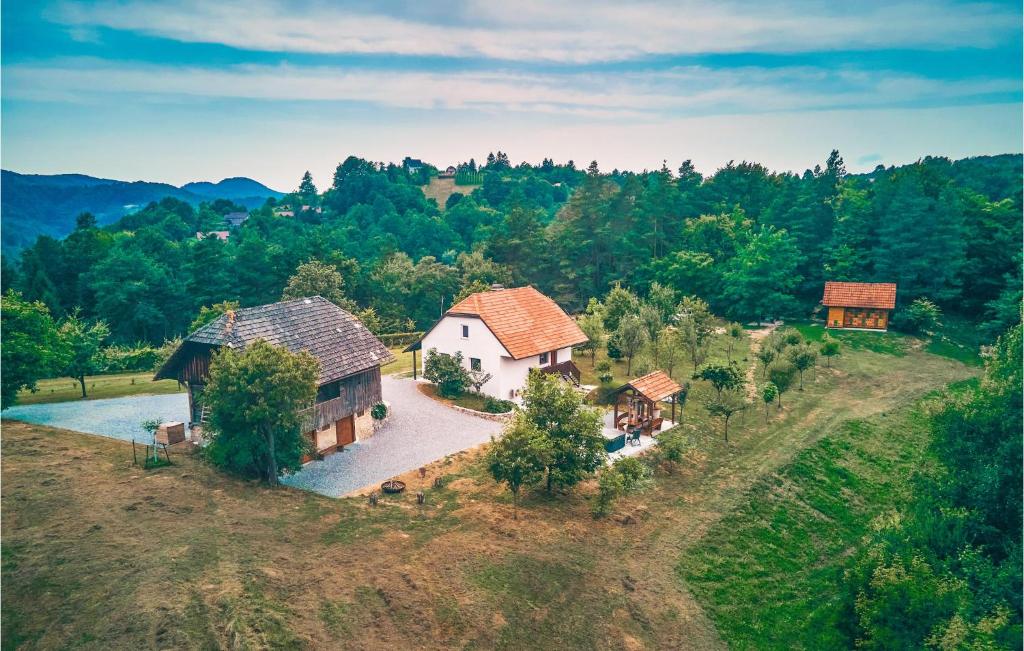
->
[160,297,392,384]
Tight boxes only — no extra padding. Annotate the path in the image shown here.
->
[743,323,778,400]
[282,375,503,497]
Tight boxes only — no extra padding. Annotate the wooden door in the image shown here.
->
[551,349,558,365]
[336,416,355,447]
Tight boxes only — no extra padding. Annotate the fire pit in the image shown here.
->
[380,479,406,494]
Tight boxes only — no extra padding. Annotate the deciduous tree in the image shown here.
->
[204,340,319,485]
[486,414,552,520]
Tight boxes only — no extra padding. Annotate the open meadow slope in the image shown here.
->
[2,337,976,650]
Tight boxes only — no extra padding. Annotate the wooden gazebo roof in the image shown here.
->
[618,370,684,403]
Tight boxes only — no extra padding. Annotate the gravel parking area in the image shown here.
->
[281,376,503,497]
[1,394,189,443]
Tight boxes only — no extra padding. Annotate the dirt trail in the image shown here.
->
[743,323,777,400]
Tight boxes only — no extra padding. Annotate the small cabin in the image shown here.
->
[822,281,897,331]
[155,296,393,461]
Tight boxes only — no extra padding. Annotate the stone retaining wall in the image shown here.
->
[446,403,514,422]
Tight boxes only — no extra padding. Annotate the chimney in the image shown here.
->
[490,283,504,291]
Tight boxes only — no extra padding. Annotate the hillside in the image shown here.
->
[0,170,283,252]
[0,328,979,649]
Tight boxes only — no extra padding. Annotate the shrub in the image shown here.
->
[895,298,943,335]
[483,396,515,413]
[656,427,690,464]
[371,402,388,420]
[593,456,653,517]
[595,359,614,384]
[606,333,622,360]
[423,348,470,398]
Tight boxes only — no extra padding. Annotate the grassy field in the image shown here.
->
[1,330,977,649]
[676,386,966,648]
[421,177,481,209]
[380,346,415,376]
[15,372,183,405]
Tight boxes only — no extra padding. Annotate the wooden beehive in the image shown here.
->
[155,422,186,445]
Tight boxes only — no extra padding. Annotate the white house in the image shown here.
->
[409,285,588,401]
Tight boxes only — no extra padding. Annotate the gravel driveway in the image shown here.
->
[281,376,503,497]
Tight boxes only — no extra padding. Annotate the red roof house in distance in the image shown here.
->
[822,281,897,331]
[409,285,588,401]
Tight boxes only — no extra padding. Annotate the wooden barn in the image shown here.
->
[822,281,897,331]
[155,296,393,460]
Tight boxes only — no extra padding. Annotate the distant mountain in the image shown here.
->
[1,170,284,253]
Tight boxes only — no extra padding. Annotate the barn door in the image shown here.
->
[336,416,355,447]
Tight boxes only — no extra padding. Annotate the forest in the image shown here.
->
[2,151,1020,348]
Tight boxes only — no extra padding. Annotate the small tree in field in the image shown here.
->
[58,312,110,398]
[521,371,605,493]
[703,389,748,442]
[615,315,648,375]
[487,415,552,520]
[761,383,778,423]
[768,362,797,410]
[577,313,605,365]
[695,363,743,399]
[204,340,319,485]
[788,344,818,390]
[423,348,470,397]
[820,335,842,367]
[898,297,942,335]
[755,344,776,378]
[726,323,743,361]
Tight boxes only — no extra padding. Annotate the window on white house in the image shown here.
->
[461,325,469,338]
[470,357,481,371]
[539,352,549,365]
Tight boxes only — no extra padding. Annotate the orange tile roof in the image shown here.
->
[447,286,588,360]
[623,370,684,403]
[822,281,897,310]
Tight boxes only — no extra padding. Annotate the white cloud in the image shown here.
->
[50,0,1020,63]
[5,58,1017,118]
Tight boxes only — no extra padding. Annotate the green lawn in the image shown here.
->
[676,387,962,649]
[788,320,909,356]
[380,346,415,376]
[15,372,183,405]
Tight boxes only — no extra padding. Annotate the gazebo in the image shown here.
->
[613,370,685,434]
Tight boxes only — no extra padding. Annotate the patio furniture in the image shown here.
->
[612,371,685,433]
[629,428,642,446]
[648,417,664,434]
[605,433,626,453]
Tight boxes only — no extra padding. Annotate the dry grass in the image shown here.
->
[421,177,480,210]
[1,338,977,650]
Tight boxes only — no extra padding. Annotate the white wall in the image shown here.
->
[421,316,578,402]
[421,315,506,398]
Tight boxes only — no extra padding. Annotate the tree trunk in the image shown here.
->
[826,356,831,368]
[626,355,633,375]
[724,416,730,443]
[78,375,87,398]
[799,370,804,390]
[264,426,279,485]
[512,489,518,520]
[777,393,783,410]
[764,403,769,424]
[546,468,552,494]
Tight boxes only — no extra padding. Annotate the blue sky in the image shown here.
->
[2,1,1021,191]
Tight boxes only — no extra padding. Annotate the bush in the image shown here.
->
[483,396,515,414]
[606,333,622,360]
[656,427,690,465]
[895,298,942,335]
[595,359,614,384]
[423,348,470,398]
[593,456,653,517]
[371,402,388,420]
